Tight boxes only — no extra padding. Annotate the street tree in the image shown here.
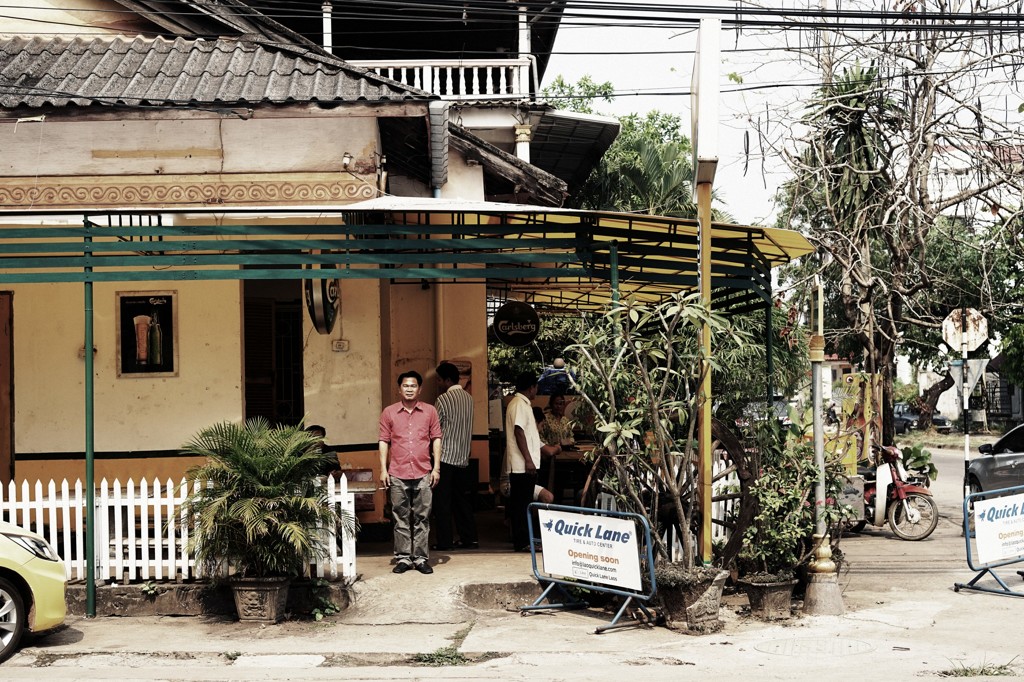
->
[765,2,1024,440]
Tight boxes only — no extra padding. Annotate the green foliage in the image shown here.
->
[412,646,469,667]
[572,111,714,218]
[539,74,614,115]
[900,442,938,483]
[541,75,734,219]
[713,302,808,426]
[893,379,919,405]
[139,581,158,597]
[567,292,753,568]
[487,312,585,385]
[310,578,340,621]
[654,563,723,589]
[936,657,1018,677]
[1001,324,1024,387]
[181,418,356,580]
[739,422,850,577]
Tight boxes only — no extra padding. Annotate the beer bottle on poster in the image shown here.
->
[149,310,163,366]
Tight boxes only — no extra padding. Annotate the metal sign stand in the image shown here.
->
[520,503,657,634]
[955,487,1024,598]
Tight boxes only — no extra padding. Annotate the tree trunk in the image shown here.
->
[917,371,954,430]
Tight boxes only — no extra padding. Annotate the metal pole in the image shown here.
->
[812,277,825,536]
[83,225,96,617]
[610,242,619,304]
[962,305,970,499]
[804,274,843,615]
[697,182,713,565]
[766,299,774,409]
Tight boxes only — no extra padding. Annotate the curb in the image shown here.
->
[66,581,353,618]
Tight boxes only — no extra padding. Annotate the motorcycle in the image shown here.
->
[842,443,939,541]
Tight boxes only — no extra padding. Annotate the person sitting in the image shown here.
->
[306,424,342,478]
[537,358,575,395]
[540,392,575,449]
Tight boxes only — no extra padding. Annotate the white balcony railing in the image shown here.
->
[349,57,537,101]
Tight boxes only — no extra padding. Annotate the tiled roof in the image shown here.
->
[0,35,420,109]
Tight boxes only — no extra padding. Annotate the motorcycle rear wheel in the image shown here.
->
[887,493,938,541]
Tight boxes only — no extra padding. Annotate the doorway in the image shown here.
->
[243,280,304,426]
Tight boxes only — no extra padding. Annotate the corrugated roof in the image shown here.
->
[0,35,420,109]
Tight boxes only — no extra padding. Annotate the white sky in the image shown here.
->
[542,3,822,226]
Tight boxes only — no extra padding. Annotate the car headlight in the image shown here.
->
[4,532,61,562]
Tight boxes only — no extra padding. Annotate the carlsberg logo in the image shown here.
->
[497,320,537,335]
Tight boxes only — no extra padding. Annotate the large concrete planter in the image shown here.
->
[738,578,797,620]
[658,569,729,634]
[230,576,291,623]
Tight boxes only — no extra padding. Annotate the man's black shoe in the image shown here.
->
[454,541,479,550]
[392,562,412,574]
[415,562,434,574]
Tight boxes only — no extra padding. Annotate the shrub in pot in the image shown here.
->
[737,424,848,620]
[567,293,752,633]
[181,418,355,623]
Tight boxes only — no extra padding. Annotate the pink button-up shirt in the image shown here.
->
[379,401,442,479]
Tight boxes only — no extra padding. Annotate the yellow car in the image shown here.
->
[0,521,67,662]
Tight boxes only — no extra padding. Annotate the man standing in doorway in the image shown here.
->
[505,371,559,552]
[432,361,479,551]
[379,371,442,574]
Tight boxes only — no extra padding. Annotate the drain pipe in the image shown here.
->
[428,101,449,198]
[322,2,333,54]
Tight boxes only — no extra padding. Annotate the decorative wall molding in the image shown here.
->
[0,173,377,209]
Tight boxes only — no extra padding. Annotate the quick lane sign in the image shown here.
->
[974,491,1024,565]
[538,508,642,591]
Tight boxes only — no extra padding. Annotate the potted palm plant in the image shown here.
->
[181,418,354,623]
[567,293,755,633]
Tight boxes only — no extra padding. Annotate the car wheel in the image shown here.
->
[0,576,27,663]
[968,477,984,500]
[894,421,905,435]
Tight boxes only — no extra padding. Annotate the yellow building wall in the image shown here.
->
[303,278,384,444]
[12,280,243,482]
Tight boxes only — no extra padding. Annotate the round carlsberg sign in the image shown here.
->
[493,301,540,347]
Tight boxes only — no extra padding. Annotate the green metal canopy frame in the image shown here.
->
[0,203,813,614]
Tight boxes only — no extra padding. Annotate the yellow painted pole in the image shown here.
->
[697,181,713,565]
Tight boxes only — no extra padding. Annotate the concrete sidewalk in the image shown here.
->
[6,440,1024,682]
[5,504,1022,682]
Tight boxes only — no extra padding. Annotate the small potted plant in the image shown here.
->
[736,434,819,620]
[181,418,355,623]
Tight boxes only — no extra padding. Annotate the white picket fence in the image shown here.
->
[0,475,357,584]
[595,455,740,563]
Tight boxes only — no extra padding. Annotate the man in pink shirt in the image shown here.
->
[379,371,442,574]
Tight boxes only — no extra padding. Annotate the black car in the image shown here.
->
[893,402,952,435]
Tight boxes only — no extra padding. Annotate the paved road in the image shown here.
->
[4,442,1021,681]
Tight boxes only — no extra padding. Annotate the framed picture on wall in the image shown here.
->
[116,291,177,377]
